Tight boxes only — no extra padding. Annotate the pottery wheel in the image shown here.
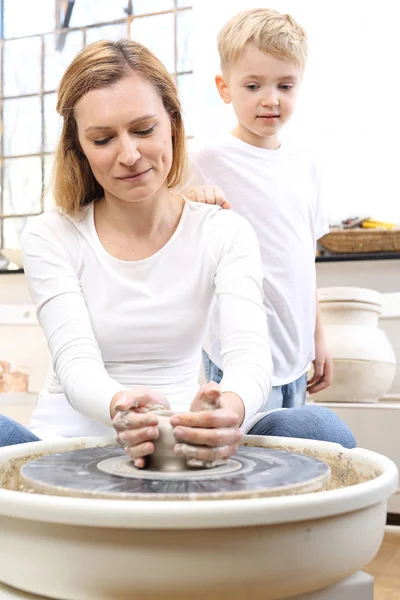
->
[19,445,331,500]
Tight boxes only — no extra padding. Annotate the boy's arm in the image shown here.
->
[307,158,332,394]
[307,290,334,394]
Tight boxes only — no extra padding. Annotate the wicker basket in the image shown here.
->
[318,228,400,254]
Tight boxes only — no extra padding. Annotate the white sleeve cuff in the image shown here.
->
[220,378,269,430]
[67,370,126,427]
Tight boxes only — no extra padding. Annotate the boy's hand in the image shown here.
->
[183,185,231,209]
[307,342,334,394]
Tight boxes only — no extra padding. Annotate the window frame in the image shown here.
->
[0,0,193,251]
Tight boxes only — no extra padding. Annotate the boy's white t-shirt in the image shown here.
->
[188,135,329,387]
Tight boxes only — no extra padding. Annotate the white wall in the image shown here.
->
[192,0,400,225]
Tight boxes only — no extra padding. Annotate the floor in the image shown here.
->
[365,526,400,599]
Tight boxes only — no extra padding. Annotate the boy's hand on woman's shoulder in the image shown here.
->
[183,185,231,209]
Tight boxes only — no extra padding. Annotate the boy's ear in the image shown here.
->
[215,74,231,104]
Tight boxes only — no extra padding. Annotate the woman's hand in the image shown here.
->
[111,388,170,468]
[183,185,231,209]
[170,382,241,467]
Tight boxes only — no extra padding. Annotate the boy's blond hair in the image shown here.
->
[218,8,308,72]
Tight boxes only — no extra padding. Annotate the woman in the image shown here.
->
[0,40,355,462]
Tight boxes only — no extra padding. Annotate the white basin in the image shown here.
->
[0,434,397,600]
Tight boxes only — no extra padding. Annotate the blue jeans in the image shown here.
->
[0,415,40,447]
[202,350,306,409]
[201,351,356,449]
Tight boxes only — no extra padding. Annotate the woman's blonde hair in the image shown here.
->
[218,8,308,72]
[53,39,186,215]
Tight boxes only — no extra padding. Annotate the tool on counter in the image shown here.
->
[341,217,398,230]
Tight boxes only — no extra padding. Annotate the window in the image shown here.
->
[0,0,193,252]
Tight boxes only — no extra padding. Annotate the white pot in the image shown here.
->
[314,287,396,403]
[0,435,397,600]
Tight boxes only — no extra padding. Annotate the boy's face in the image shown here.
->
[216,45,302,149]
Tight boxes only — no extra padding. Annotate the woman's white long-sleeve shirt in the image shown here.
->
[21,201,272,438]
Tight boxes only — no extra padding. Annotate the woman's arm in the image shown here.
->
[214,212,273,426]
[169,213,272,464]
[172,209,272,455]
[21,217,125,426]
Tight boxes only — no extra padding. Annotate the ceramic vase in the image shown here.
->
[312,287,396,403]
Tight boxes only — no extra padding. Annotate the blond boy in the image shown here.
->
[186,8,333,411]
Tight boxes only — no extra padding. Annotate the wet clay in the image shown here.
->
[146,411,188,472]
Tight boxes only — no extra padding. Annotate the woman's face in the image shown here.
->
[75,72,173,204]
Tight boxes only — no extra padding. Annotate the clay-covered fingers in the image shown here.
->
[190,381,222,412]
[111,390,169,468]
[171,406,237,430]
[114,411,160,467]
[173,421,241,448]
[112,388,169,414]
[175,442,237,467]
[171,406,241,466]
[113,410,158,434]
